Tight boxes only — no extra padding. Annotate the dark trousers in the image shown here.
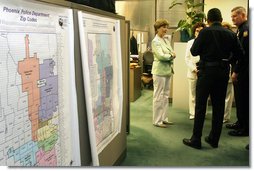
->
[238,69,249,133]
[191,67,229,143]
[233,81,241,126]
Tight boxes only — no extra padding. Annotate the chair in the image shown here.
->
[141,50,154,89]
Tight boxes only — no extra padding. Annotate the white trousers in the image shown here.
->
[188,78,197,117]
[188,78,234,120]
[153,75,171,125]
[224,82,234,120]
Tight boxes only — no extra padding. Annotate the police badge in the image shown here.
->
[243,31,248,37]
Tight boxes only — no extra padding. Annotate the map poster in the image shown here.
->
[0,0,80,166]
[78,11,123,166]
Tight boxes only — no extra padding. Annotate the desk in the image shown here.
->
[129,66,141,102]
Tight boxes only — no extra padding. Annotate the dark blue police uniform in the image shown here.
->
[228,21,249,136]
[189,22,244,146]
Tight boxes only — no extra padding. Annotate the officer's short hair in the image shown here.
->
[154,19,169,33]
[231,6,247,17]
[207,8,222,22]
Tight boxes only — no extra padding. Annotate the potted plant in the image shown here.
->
[169,0,206,42]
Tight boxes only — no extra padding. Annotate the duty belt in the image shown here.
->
[205,61,221,67]
[199,60,229,68]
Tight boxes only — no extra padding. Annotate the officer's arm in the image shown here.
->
[232,36,245,73]
[190,31,204,56]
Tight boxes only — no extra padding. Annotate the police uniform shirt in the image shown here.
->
[235,21,249,73]
[190,22,244,63]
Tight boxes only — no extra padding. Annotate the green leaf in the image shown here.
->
[192,2,205,8]
[168,2,183,10]
[168,0,205,38]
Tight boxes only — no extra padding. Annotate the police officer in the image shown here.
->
[182,8,244,149]
[226,6,249,137]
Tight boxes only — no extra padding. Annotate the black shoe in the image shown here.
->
[228,130,249,136]
[245,144,249,150]
[183,138,201,149]
[204,136,218,148]
[225,122,240,129]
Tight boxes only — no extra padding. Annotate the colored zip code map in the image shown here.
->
[0,0,80,166]
[78,11,123,166]
[0,33,58,166]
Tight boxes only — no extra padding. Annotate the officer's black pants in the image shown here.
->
[191,66,229,144]
[233,81,241,126]
[238,68,249,133]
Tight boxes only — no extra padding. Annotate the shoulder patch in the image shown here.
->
[243,31,248,37]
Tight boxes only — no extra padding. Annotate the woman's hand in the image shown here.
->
[171,52,176,59]
[231,72,238,82]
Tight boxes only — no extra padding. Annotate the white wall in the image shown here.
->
[157,0,186,27]
[204,0,248,26]
[115,0,155,43]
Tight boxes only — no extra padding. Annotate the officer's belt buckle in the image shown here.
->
[204,61,221,67]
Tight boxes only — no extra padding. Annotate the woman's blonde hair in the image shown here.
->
[222,22,233,31]
[154,19,169,33]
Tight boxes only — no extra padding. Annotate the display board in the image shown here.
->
[0,0,80,166]
[78,11,123,166]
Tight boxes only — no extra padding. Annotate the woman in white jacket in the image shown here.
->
[185,22,206,120]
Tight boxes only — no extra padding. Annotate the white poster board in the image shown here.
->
[172,42,189,111]
[0,0,80,166]
[78,11,123,166]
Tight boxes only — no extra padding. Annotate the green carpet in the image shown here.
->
[120,89,249,166]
